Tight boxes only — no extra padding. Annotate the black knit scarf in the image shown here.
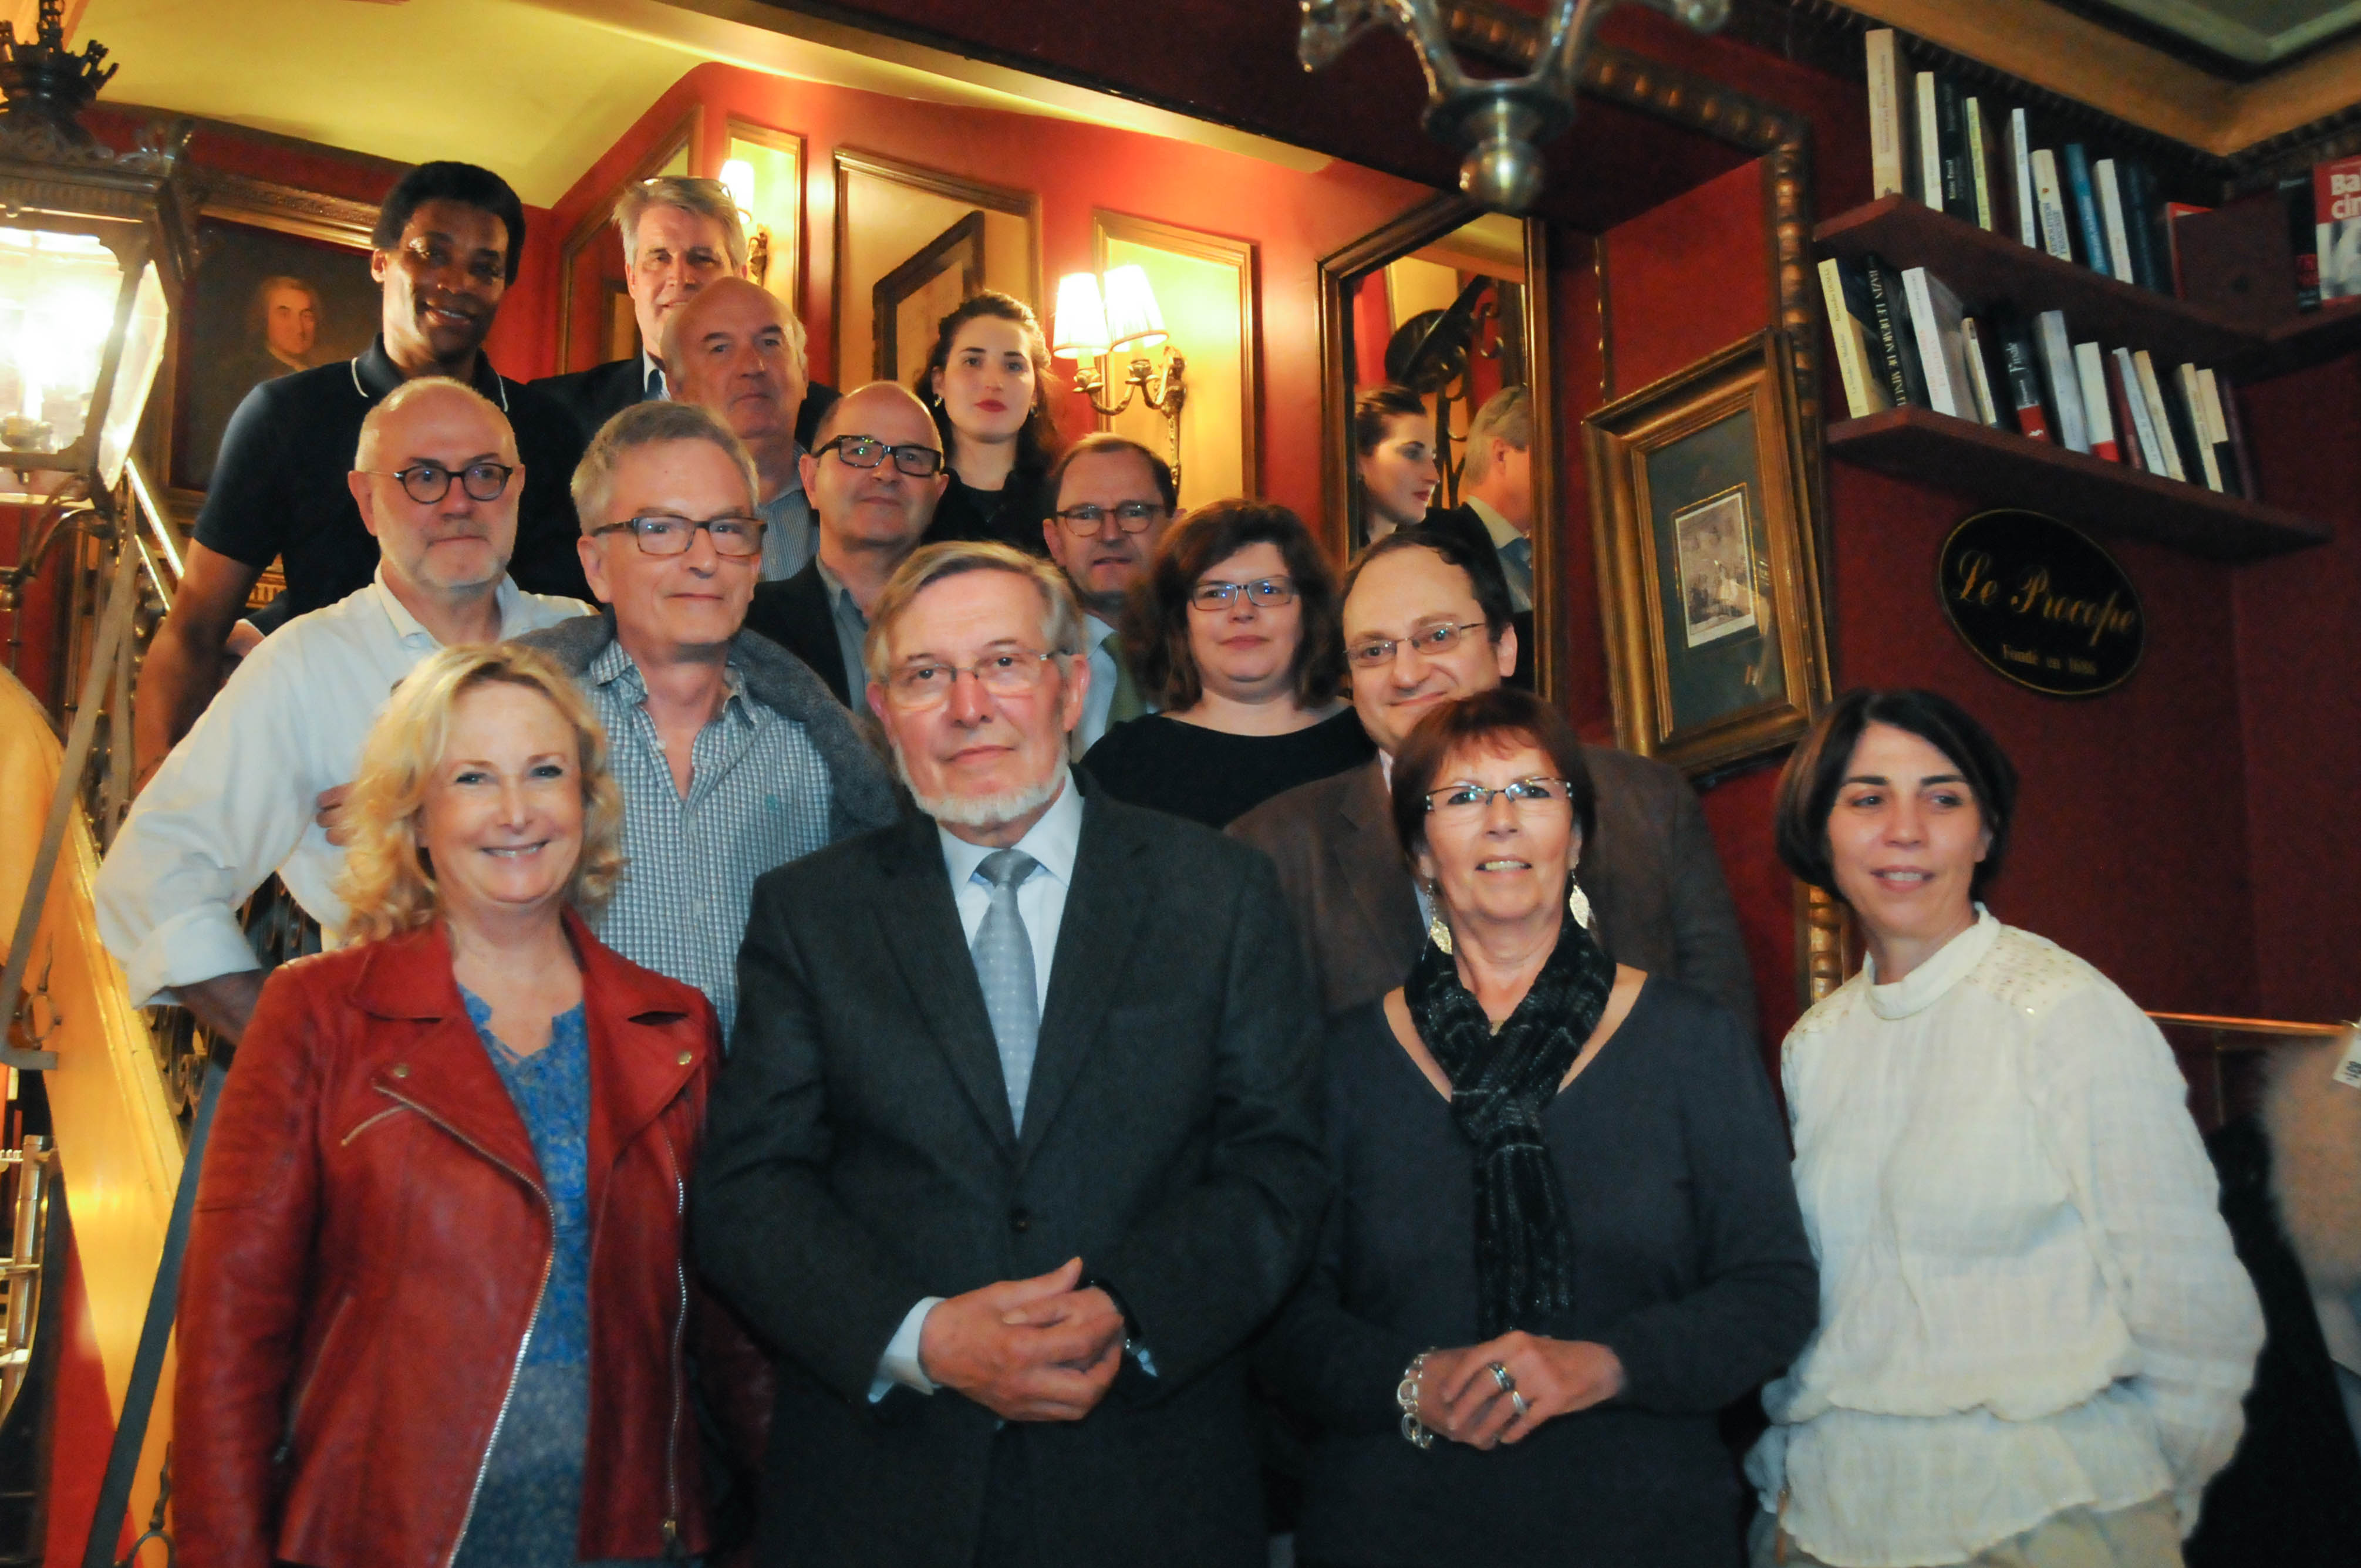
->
[1405,912,1615,1338]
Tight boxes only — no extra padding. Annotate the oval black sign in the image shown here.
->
[1937,510,2144,697]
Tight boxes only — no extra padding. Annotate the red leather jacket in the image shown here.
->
[175,911,719,1567]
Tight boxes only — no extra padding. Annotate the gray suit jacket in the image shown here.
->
[691,794,1328,1567]
[1227,746,1756,1030]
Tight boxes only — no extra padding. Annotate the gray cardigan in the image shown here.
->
[516,611,903,844]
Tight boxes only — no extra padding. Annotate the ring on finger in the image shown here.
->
[1509,1388,1530,1419]
[1488,1361,1517,1395]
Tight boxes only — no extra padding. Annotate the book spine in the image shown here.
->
[2094,159,2136,283]
[2073,343,2120,460]
[1903,267,1960,417]
[2106,352,2147,471]
[2120,161,2161,292]
[2176,364,2224,491]
[2112,348,2163,471]
[2032,150,2075,262]
[2035,310,2089,452]
[2063,144,2109,273]
[2285,175,2321,311]
[1935,79,1973,220]
[1998,320,2051,440]
[1819,259,1878,420]
[2133,350,2186,479]
[1961,318,2001,426]
[1861,254,1927,408]
[2009,109,2039,247]
[2196,369,2241,497]
[1965,99,1996,231]
[2218,372,2259,497]
[1916,74,1945,210]
[1865,31,1910,200]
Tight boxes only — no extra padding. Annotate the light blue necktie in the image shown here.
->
[1499,534,1535,608]
[971,849,1040,1129]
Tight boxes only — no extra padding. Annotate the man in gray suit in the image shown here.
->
[693,540,1327,1567]
[1229,527,1755,1028]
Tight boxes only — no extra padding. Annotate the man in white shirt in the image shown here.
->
[1040,433,1173,756]
[663,276,817,582]
[95,379,590,1043]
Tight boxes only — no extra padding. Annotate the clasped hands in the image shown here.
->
[1411,1331,1624,1451]
[918,1257,1126,1423]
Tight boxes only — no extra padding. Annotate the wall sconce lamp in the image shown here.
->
[1296,0,1730,213]
[1052,265,1186,486]
[719,156,771,289]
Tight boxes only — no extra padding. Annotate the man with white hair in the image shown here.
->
[1425,383,1536,687]
[95,379,591,1043]
[664,276,818,581]
[696,541,1327,1567]
[532,175,838,450]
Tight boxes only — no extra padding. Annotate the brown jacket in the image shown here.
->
[175,911,719,1567]
[1227,748,1756,1030]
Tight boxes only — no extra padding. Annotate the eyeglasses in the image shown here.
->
[1424,777,1571,818]
[1189,576,1296,611]
[1055,501,1169,536]
[362,460,516,505]
[817,435,945,477]
[1345,620,1487,669]
[882,648,1063,710]
[591,512,767,557]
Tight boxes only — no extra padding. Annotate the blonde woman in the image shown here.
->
[175,643,721,1568]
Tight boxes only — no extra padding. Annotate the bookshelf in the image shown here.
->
[1815,196,2338,561]
[1824,407,2329,561]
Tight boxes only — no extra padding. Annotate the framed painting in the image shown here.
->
[1586,329,1831,777]
[832,149,1039,394]
[555,109,698,375]
[874,210,985,383]
[160,174,380,502]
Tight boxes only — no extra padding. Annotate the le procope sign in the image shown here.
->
[1938,510,2143,697]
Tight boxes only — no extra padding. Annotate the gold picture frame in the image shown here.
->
[1587,329,1830,777]
[555,107,700,375]
[1091,209,1259,508]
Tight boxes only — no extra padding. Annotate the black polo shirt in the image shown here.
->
[193,335,591,619]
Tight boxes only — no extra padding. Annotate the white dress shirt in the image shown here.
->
[872,773,1085,1397]
[95,571,590,1006]
[1466,494,1534,611]
[1748,910,2263,1566]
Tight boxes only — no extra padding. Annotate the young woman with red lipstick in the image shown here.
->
[1082,500,1372,828]
[1749,688,2262,1568]
[915,290,1063,555]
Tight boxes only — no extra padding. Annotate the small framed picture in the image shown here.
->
[1586,329,1831,776]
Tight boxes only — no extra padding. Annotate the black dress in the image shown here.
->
[1258,986,1817,1568]
[1079,710,1375,829]
[922,468,1051,556]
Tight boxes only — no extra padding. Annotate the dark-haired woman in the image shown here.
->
[1353,385,1440,540]
[1748,687,2262,1568]
[1259,686,1816,1568]
[915,290,1060,555]
[1080,500,1372,828]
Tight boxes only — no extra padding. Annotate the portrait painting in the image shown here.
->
[170,214,377,493]
[1672,485,1759,648]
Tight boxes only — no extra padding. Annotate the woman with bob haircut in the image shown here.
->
[174,643,724,1568]
[1081,498,1372,827]
[1353,383,1441,540]
[914,289,1063,555]
[1747,687,2262,1568]
[1259,686,1814,1567]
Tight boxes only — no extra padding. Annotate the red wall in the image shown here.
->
[542,63,1426,524]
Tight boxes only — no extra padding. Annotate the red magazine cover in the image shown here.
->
[2315,153,2361,301]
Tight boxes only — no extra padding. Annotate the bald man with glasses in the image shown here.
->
[742,381,950,714]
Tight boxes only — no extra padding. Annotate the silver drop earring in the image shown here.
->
[1568,870,1593,930]
[1426,884,1453,955]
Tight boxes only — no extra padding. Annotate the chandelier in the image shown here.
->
[1298,0,1732,213]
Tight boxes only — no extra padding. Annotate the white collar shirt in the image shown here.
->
[936,770,1084,1017]
[1071,612,1132,757]
[1748,909,2263,1565]
[93,570,591,1006]
[641,349,668,402]
[1466,494,1534,611]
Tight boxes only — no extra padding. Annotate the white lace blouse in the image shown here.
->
[1747,910,2264,1567]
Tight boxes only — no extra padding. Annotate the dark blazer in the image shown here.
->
[1424,503,1534,690]
[691,794,1328,1568]
[740,559,850,706]
[2188,1115,2361,1568]
[530,355,841,450]
[1227,747,1756,1031]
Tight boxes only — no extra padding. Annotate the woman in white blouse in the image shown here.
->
[1748,688,2264,1568]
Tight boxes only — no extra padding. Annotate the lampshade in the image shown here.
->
[1101,265,1168,352]
[720,157,757,213]
[1051,271,1111,360]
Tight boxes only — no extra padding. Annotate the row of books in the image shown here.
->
[1864,29,2203,296]
[1820,252,2255,498]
